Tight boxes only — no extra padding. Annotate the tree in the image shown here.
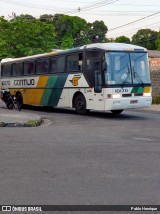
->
[132,29,158,50]
[51,14,89,48]
[16,14,35,20]
[0,16,12,59]
[40,14,55,24]
[0,17,56,58]
[155,32,160,50]
[115,36,130,43]
[88,20,108,43]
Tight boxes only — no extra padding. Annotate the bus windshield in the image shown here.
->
[104,52,150,85]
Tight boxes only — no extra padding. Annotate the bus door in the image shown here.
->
[93,59,104,110]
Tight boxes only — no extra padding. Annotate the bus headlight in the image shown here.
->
[108,94,121,99]
[143,92,151,97]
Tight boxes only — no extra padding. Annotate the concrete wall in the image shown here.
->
[150,69,160,98]
[149,58,160,99]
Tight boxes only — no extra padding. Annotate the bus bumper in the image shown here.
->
[105,96,152,111]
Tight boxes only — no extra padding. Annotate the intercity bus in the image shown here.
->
[0,43,152,114]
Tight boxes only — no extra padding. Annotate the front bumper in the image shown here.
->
[105,96,152,110]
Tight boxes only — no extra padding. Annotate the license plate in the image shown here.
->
[130,100,138,104]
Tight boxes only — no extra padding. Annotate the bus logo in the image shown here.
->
[70,76,81,86]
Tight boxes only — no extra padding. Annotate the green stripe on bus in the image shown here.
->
[41,74,68,106]
[40,76,58,106]
[131,87,144,94]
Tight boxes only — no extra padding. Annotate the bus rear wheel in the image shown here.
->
[111,110,123,115]
[16,93,23,110]
[74,94,88,115]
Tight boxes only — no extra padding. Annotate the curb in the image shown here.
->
[0,117,42,127]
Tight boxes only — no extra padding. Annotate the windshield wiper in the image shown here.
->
[132,67,144,85]
[121,67,131,87]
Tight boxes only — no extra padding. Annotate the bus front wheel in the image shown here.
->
[111,110,123,115]
[74,94,88,115]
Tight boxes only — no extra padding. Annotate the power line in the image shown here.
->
[1,0,68,13]
[66,0,119,14]
[1,0,119,16]
[108,11,160,32]
[114,3,160,7]
[79,10,159,17]
[108,21,160,38]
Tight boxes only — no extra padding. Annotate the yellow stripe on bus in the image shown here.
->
[24,76,48,105]
[144,86,151,93]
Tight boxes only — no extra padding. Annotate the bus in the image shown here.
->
[0,43,152,114]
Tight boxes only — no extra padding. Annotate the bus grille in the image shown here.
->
[122,94,132,97]
[134,93,143,96]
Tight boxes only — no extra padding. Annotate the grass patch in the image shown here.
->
[27,119,42,127]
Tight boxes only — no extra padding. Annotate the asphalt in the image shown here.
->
[0,100,42,127]
[0,99,160,127]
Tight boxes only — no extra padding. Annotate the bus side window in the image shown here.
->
[57,56,66,73]
[94,61,102,93]
[6,64,11,77]
[1,65,4,76]
[67,54,79,71]
[12,63,23,76]
[50,58,57,73]
[24,61,35,75]
[1,64,11,77]
[16,63,23,76]
[36,58,49,74]
[79,53,83,70]
[12,63,17,76]
[67,53,82,72]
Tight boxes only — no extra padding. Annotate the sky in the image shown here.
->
[0,0,160,39]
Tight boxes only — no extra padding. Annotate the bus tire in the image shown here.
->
[111,110,123,115]
[16,93,23,110]
[74,94,88,115]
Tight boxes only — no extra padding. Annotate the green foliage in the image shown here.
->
[16,14,35,20]
[0,14,159,59]
[40,14,55,24]
[115,36,130,43]
[60,35,74,49]
[52,14,89,47]
[155,32,160,50]
[91,20,108,42]
[0,16,56,58]
[132,29,158,49]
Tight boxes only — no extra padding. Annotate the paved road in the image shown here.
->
[0,106,160,213]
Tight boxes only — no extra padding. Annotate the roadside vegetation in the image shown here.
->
[0,14,160,59]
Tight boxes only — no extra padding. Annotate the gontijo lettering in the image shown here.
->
[14,79,35,86]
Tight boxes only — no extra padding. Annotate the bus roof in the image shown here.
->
[1,49,62,63]
[81,43,147,51]
[1,43,147,63]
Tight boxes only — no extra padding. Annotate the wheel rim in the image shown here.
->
[16,94,23,109]
[77,99,84,110]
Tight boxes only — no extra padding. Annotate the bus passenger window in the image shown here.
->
[85,51,100,70]
[16,63,23,76]
[24,61,35,75]
[36,59,49,74]
[12,63,17,76]
[67,54,79,71]
[78,53,83,70]
[1,64,11,77]
[57,56,65,73]
[50,58,57,73]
